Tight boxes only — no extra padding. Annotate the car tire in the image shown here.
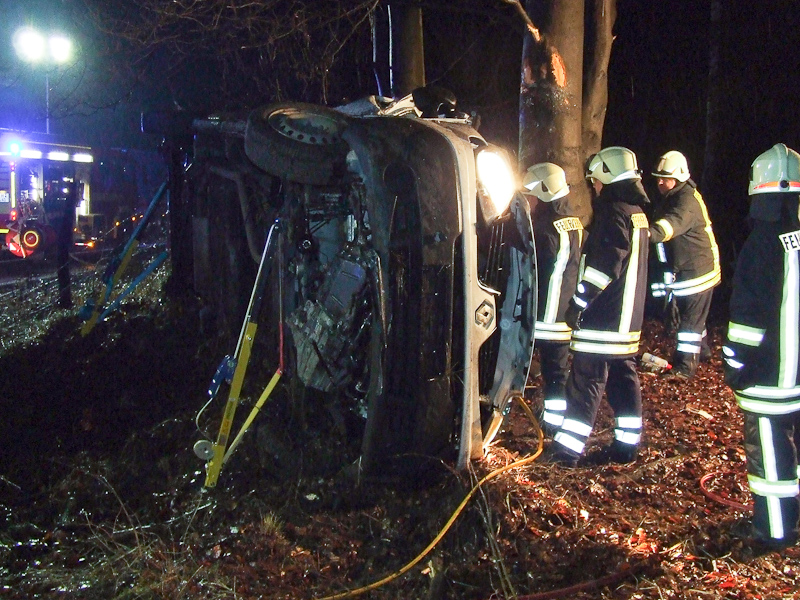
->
[244,103,351,186]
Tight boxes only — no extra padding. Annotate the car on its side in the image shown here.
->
[188,86,537,477]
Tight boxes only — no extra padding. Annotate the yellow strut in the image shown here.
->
[204,320,258,488]
[223,368,282,464]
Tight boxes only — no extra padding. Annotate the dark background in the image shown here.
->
[1,0,799,254]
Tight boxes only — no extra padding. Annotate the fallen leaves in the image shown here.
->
[627,528,659,556]
[3,297,800,599]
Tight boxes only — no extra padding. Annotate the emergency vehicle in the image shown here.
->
[0,131,94,258]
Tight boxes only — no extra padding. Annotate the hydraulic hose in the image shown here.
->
[316,396,544,600]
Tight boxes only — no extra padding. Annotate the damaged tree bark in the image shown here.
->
[515,0,617,224]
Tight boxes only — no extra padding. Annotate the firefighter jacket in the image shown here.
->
[648,179,721,297]
[570,179,650,357]
[724,216,800,415]
[533,199,585,342]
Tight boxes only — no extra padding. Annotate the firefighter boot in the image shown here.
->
[540,443,580,467]
[595,440,638,465]
[665,352,699,381]
[730,518,799,554]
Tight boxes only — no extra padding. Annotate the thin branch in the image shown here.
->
[499,0,542,42]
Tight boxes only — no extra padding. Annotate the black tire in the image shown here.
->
[21,225,43,251]
[244,103,351,186]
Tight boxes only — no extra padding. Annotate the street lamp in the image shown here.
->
[13,27,73,135]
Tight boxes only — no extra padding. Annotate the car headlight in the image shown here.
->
[476,146,516,224]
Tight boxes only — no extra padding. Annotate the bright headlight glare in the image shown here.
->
[476,148,515,221]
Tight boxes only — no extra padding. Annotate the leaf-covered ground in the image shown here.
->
[1,255,799,600]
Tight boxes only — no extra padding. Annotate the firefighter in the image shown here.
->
[544,147,650,466]
[42,166,79,308]
[723,143,800,549]
[649,151,721,380]
[522,162,585,436]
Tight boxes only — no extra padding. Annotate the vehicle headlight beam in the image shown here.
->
[476,147,516,224]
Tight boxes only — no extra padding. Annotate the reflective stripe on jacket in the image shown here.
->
[534,204,585,342]
[570,180,650,357]
[648,180,721,296]
[725,219,800,414]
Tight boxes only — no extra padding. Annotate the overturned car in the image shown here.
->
[189,88,536,478]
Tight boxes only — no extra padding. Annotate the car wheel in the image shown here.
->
[244,103,351,186]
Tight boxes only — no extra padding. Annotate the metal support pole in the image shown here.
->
[45,72,50,135]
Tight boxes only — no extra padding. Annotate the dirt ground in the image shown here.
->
[1,261,799,600]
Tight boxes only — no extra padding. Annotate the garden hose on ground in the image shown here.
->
[699,471,753,511]
[316,395,544,600]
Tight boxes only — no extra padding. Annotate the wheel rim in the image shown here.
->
[22,229,41,249]
[267,108,345,146]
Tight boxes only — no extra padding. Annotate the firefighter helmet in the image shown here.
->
[652,150,690,182]
[522,162,569,202]
[585,146,641,185]
[749,143,800,195]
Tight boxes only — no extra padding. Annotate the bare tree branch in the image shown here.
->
[74,0,382,110]
[500,0,543,42]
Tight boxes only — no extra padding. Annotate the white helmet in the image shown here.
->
[749,143,800,195]
[585,146,641,185]
[522,162,569,202]
[652,150,690,182]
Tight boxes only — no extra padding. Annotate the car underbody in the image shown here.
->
[188,91,536,478]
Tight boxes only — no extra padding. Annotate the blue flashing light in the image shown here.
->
[9,142,22,156]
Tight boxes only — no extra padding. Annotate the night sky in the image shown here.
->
[606,2,800,198]
[0,0,78,132]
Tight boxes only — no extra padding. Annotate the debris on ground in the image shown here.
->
[1,272,798,600]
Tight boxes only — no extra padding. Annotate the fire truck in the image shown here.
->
[0,132,94,258]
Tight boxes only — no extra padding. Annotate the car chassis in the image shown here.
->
[189,89,537,478]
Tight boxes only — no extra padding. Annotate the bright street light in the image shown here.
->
[49,36,73,63]
[13,27,74,134]
[14,28,72,64]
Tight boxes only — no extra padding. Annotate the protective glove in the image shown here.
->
[723,362,746,390]
[722,346,751,390]
[565,303,583,331]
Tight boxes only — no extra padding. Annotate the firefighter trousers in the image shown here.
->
[537,340,570,433]
[673,288,713,375]
[743,410,800,544]
[553,353,642,457]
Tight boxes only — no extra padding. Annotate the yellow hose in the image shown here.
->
[316,396,544,600]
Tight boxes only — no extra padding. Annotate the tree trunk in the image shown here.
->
[165,142,194,297]
[519,0,595,223]
[55,205,74,308]
[371,5,392,97]
[701,0,738,307]
[548,0,590,223]
[393,4,426,96]
[518,0,565,170]
[582,0,616,157]
[701,0,722,200]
